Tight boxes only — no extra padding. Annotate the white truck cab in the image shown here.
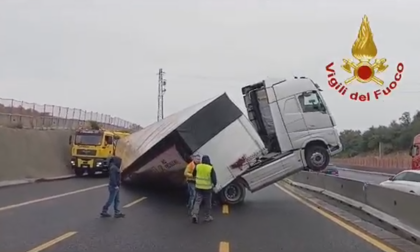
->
[216,77,342,204]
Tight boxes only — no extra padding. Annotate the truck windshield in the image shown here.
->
[74,134,103,146]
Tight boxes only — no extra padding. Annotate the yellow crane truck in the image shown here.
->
[69,129,116,177]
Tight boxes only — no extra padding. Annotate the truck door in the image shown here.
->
[104,135,114,156]
[280,95,310,149]
[297,91,333,131]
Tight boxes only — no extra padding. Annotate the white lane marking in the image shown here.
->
[0,184,107,212]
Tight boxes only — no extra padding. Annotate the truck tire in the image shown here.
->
[74,169,84,177]
[305,145,329,171]
[219,181,246,205]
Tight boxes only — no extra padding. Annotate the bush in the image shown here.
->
[88,120,100,130]
[338,111,420,157]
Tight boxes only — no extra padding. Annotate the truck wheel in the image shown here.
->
[305,145,329,172]
[219,181,246,205]
[74,169,84,177]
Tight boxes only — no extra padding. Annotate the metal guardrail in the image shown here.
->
[0,98,140,130]
[287,172,420,241]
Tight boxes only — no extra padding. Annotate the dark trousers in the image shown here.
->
[191,189,212,218]
[102,186,120,214]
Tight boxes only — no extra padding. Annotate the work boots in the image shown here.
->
[100,212,125,218]
[114,212,125,218]
[191,215,213,224]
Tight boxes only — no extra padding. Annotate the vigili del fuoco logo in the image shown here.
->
[325,15,404,102]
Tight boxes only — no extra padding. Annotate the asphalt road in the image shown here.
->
[336,167,391,184]
[0,178,390,252]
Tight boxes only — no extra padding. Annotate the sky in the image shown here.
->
[0,0,419,131]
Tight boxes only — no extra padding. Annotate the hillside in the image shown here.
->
[333,111,420,172]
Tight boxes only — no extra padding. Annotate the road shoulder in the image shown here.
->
[276,181,420,252]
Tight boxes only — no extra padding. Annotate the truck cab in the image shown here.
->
[242,77,341,169]
[409,134,420,170]
[217,77,342,204]
[69,129,115,176]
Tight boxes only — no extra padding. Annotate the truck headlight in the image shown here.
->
[96,162,102,167]
[71,160,75,165]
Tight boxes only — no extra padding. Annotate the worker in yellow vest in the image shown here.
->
[184,154,201,213]
[191,155,217,224]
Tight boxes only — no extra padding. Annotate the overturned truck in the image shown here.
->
[116,77,342,205]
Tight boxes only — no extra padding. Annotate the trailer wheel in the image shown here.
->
[305,144,329,172]
[219,181,246,205]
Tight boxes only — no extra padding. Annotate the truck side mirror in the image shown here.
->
[68,136,72,145]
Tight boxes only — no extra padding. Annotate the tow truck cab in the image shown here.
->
[217,77,342,205]
[69,129,115,176]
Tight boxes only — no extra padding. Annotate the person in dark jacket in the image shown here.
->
[191,155,217,223]
[100,157,125,218]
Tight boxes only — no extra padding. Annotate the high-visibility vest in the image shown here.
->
[185,162,196,182]
[195,163,213,190]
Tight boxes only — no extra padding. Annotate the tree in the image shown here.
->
[337,111,420,157]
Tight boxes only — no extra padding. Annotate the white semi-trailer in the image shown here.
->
[116,77,342,205]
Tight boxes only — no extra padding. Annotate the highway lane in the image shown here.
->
[0,179,395,252]
[336,167,392,184]
[222,186,386,252]
[0,176,108,208]
[0,178,147,252]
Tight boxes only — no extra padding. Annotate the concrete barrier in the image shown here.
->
[0,127,72,181]
[287,172,420,241]
[365,184,420,233]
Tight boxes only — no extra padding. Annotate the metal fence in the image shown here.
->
[0,98,140,131]
[333,156,411,171]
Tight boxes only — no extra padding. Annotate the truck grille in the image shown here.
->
[76,149,97,156]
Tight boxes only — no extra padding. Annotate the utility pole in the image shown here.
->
[379,142,382,158]
[157,68,167,121]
